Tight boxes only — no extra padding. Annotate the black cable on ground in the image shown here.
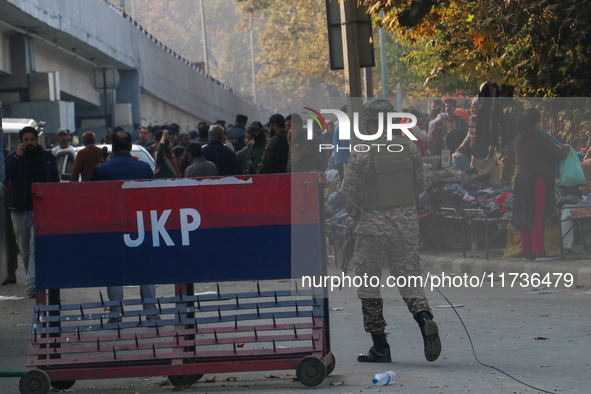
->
[328,185,554,394]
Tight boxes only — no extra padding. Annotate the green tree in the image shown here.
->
[236,0,345,111]
[365,0,591,97]
[373,30,478,97]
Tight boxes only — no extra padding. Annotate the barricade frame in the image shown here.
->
[21,174,334,393]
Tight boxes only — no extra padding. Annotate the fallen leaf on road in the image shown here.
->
[330,381,344,386]
[154,380,171,387]
[534,337,549,340]
[0,296,25,301]
[265,374,280,378]
[205,376,217,383]
[237,343,245,347]
[172,384,189,391]
[225,377,237,381]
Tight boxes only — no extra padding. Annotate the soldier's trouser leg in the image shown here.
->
[354,235,388,335]
[386,214,433,319]
[385,214,441,361]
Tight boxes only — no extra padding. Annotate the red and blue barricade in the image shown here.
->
[19,173,333,394]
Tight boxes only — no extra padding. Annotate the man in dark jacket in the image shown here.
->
[91,131,157,322]
[191,122,210,147]
[226,114,248,150]
[258,114,289,174]
[4,126,59,297]
[202,125,241,176]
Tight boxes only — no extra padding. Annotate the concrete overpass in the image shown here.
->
[0,0,267,142]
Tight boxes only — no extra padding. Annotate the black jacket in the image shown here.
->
[257,133,289,174]
[202,141,242,176]
[5,146,59,211]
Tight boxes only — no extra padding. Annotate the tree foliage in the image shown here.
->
[373,30,478,97]
[127,0,257,99]
[365,0,591,97]
[236,0,345,111]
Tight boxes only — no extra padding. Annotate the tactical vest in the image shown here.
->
[361,136,416,211]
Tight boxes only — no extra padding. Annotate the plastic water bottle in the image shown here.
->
[373,371,396,386]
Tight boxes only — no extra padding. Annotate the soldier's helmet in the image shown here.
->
[362,98,395,124]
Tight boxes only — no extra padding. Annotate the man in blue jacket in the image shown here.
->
[91,131,157,322]
[4,127,59,297]
[226,114,248,150]
[91,131,154,181]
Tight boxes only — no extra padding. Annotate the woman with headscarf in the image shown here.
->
[155,129,180,179]
[512,108,569,262]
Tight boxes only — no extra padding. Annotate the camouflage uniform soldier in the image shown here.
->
[341,98,442,363]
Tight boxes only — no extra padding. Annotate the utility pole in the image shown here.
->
[0,106,6,286]
[200,0,209,73]
[364,68,374,98]
[396,42,402,110]
[249,13,258,103]
[339,0,362,98]
[130,0,135,20]
[379,10,389,98]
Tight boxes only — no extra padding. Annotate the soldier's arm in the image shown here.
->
[409,142,425,194]
[341,152,369,220]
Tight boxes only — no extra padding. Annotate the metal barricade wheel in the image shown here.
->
[296,355,327,387]
[326,355,336,376]
[167,374,203,388]
[19,370,51,394]
[50,380,76,391]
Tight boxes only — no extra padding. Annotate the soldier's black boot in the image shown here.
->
[357,333,392,363]
[414,311,441,362]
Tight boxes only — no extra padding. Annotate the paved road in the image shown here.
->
[1,266,589,393]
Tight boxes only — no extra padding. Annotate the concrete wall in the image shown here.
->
[0,33,11,75]
[140,90,204,133]
[8,100,75,135]
[0,33,33,90]
[0,0,268,122]
[34,42,100,107]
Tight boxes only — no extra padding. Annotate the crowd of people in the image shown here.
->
[4,96,588,364]
[0,111,328,297]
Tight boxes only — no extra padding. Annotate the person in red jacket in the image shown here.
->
[70,132,105,182]
[512,109,569,262]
